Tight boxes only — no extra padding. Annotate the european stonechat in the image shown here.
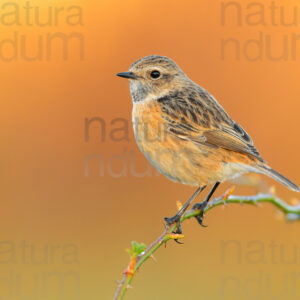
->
[117,55,299,233]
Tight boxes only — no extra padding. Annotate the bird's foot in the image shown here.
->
[164,214,184,244]
[192,182,220,227]
[192,200,209,227]
[163,186,208,243]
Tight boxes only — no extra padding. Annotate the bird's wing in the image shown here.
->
[202,128,263,161]
[158,89,265,163]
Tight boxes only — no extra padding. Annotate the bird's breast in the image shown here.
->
[132,100,209,185]
[132,100,167,153]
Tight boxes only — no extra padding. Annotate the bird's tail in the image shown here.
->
[256,165,300,192]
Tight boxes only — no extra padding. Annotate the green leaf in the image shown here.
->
[131,241,146,256]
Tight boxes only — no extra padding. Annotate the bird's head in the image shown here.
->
[117,55,187,102]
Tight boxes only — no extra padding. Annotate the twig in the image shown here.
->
[113,193,300,300]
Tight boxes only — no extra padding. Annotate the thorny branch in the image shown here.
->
[113,191,300,300]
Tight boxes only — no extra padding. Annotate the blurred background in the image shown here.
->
[1,0,300,299]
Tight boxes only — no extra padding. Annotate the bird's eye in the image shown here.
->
[150,70,161,79]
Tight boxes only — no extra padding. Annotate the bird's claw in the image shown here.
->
[164,215,182,233]
[164,215,184,244]
[194,214,207,227]
[174,238,184,244]
[192,201,208,227]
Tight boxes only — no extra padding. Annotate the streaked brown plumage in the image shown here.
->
[117,55,299,193]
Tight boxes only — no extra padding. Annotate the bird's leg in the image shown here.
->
[192,182,220,227]
[164,186,206,235]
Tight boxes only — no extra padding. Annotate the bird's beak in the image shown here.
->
[116,72,138,80]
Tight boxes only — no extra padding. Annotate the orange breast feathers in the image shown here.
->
[132,100,256,186]
[132,101,166,145]
[131,100,222,185]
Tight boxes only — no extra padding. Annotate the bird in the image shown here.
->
[117,55,299,234]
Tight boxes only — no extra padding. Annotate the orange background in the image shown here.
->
[1,0,300,299]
